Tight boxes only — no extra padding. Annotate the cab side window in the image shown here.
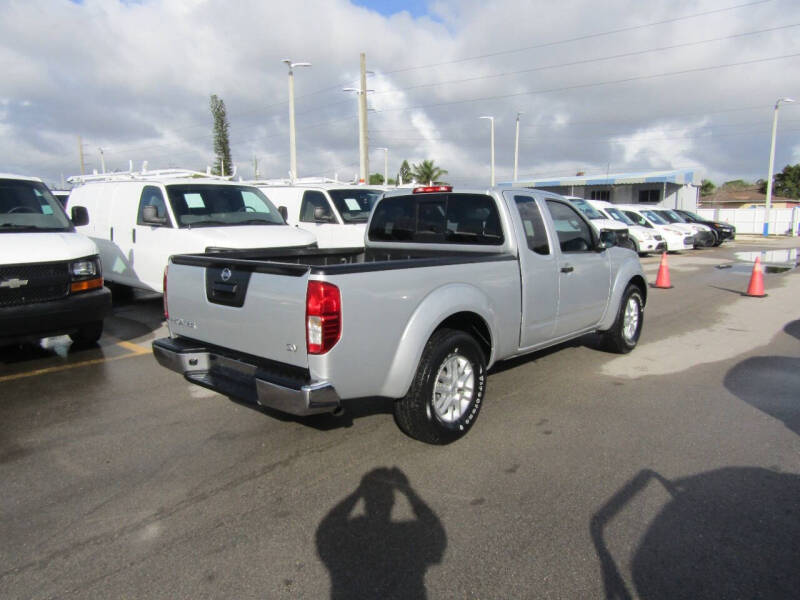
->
[137,186,171,227]
[513,195,549,255]
[545,199,593,253]
[300,191,335,223]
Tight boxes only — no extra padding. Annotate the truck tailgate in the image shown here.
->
[165,257,310,369]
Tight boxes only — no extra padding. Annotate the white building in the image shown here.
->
[500,168,701,210]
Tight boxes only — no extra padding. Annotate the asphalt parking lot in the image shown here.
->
[2,238,799,599]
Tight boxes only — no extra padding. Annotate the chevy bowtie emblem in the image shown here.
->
[0,278,29,289]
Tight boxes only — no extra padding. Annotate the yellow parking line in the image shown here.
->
[0,341,152,383]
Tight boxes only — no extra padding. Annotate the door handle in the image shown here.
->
[132,229,136,243]
[560,265,574,273]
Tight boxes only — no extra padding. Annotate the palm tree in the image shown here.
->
[411,160,448,185]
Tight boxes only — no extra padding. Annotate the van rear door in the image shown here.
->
[166,256,311,368]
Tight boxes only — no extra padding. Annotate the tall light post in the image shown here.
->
[343,86,374,183]
[763,97,795,236]
[375,147,388,185]
[282,59,311,181]
[513,112,523,182]
[479,116,495,186]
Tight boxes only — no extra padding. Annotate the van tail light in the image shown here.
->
[163,266,169,320]
[306,281,341,355]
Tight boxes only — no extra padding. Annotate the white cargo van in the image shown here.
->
[68,172,316,293]
[256,183,383,248]
[0,174,111,345]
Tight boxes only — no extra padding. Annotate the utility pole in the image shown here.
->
[764,97,795,236]
[98,147,106,174]
[359,53,369,183]
[253,155,259,179]
[282,59,312,182]
[479,116,495,186]
[513,112,523,182]
[78,135,85,176]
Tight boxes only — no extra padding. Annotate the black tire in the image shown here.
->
[393,328,487,444]
[69,320,103,347]
[600,284,644,354]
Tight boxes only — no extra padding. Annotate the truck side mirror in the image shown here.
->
[278,205,288,221]
[142,205,167,225]
[596,229,617,251]
[71,205,89,227]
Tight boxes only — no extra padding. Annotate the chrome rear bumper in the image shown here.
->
[152,337,341,416]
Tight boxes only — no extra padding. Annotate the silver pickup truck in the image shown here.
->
[153,186,646,444]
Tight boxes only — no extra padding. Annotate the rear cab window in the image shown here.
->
[368,193,503,245]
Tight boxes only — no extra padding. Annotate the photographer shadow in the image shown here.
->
[316,467,446,599]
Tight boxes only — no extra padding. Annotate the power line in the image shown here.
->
[372,23,800,96]
[381,0,775,75]
[373,52,800,114]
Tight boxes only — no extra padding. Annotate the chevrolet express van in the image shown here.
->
[68,173,316,293]
[0,174,110,345]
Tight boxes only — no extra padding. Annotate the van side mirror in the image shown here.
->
[278,205,288,221]
[142,205,167,225]
[313,206,335,223]
[71,205,89,227]
[596,229,617,251]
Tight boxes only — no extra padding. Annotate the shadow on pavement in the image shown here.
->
[723,355,800,436]
[316,467,446,599]
[785,319,800,340]
[591,467,800,600]
[228,396,394,431]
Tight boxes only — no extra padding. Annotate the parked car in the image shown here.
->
[0,174,111,346]
[154,186,646,444]
[674,209,735,245]
[67,171,317,293]
[584,199,665,256]
[562,196,636,251]
[651,208,716,247]
[256,183,383,248]
[616,205,694,252]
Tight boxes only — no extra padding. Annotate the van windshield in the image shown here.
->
[327,189,383,223]
[166,184,285,228]
[655,209,685,224]
[0,178,73,233]
[640,210,668,225]
[568,198,605,220]
[605,207,635,225]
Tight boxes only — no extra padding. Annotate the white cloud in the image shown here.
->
[1,0,799,187]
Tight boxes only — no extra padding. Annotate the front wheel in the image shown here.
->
[393,328,487,444]
[600,285,644,354]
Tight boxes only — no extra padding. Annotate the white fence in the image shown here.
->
[697,207,800,236]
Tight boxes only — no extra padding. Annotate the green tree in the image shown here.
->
[722,179,750,190]
[369,173,384,185]
[763,163,800,198]
[398,160,412,184]
[700,179,715,196]
[411,159,448,185]
[210,94,233,176]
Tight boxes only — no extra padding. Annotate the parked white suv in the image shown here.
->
[68,171,316,293]
[256,183,383,248]
[0,174,111,345]
[587,199,665,255]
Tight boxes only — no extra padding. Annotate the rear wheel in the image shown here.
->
[394,328,487,444]
[600,284,644,354]
[69,320,103,347]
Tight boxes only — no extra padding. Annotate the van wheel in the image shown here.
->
[393,328,487,444]
[69,321,103,347]
[600,284,644,354]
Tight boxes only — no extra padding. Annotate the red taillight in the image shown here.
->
[163,266,169,320]
[306,281,341,355]
[413,185,452,193]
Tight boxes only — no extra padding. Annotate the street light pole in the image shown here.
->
[480,116,495,186]
[375,147,388,185]
[513,112,523,182]
[763,97,795,236]
[282,59,311,182]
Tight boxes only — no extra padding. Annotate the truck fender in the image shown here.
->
[597,261,648,332]
[379,283,497,399]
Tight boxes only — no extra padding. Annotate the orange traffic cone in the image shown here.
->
[653,252,673,289]
[744,256,766,297]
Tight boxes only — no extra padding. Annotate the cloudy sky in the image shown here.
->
[2,0,799,188]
